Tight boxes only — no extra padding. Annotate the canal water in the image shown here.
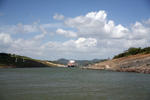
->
[0,67,150,100]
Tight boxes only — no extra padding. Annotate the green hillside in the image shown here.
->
[114,47,150,59]
[0,53,62,68]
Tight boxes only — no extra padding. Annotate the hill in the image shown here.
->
[114,47,150,59]
[53,58,106,67]
[0,53,64,68]
[86,47,150,74]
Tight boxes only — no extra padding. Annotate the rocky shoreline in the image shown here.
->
[116,67,150,74]
[85,54,150,74]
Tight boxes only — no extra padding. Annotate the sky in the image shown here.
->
[0,0,150,60]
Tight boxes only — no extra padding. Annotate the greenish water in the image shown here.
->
[0,67,150,100]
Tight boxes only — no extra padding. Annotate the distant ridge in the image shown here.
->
[53,58,107,66]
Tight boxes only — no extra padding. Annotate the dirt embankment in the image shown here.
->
[86,54,150,74]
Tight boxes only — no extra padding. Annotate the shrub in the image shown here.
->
[113,47,150,59]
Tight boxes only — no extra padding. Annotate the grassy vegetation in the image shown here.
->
[0,53,60,68]
[113,47,150,59]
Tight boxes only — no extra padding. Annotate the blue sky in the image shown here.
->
[0,0,150,60]
[0,0,150,25]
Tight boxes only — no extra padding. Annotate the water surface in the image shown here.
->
[0,67,150,100]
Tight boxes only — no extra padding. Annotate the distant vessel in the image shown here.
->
[67,60,76,67]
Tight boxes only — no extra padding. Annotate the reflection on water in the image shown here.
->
[0,67,150,100]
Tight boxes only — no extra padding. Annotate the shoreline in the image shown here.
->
[83,53,150,74]
[116,67,150,74]
[1,64,150,74]
[83,66,150,74]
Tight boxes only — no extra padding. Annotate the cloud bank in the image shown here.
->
[0,10,150,60]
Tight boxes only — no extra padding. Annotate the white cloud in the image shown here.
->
[0,23,38,34]
[39,26,47,34]
[86,10,107,21]
[63,37,97,48]
[64,10,150,45]
[64,10,129,39]
[75,37,97,48]
[56,28,77,38]
[53,13,64,20]
[0,10,150,60]
[33,34,45,40]
[0,33,13,52]
[0,22,63,35]
[122,39,149,49]
[0,34,99,59]
[11,23,39,34]
[125,21,150,41]
[0,33,12,44]
[143,18,150,25]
